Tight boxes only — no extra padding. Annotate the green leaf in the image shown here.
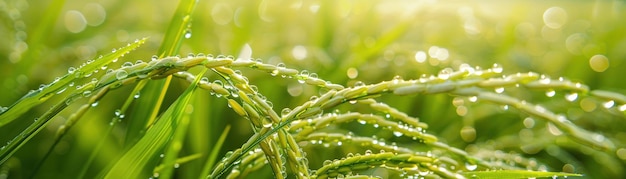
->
[0,39,147,165]
[153,153,203,173]
[200,125,231,178]
[103,68,207,178]
[463,170,582,179]
[123,0,198,147]
[159,68,208,179]
[0,38,147,127]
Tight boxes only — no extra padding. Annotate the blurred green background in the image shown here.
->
[1,0,625,178]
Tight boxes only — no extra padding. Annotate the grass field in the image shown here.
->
[1,0,625,178]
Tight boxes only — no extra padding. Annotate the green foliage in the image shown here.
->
[1,0,625,179]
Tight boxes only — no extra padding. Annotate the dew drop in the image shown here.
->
[91,101,99,107]
[364,150,372,155]
[593,134,605,142]
[271,69,279,76]
[250,85,259,93]
[300,70,309,77]
[56,87,67,94]
[281,108,291,116]
[230,90,239,98]
[115,109,122,117]
[546,90,556,97]
[438,68,453,80]
[603,100,615,108]
[68,67,76,74]
[137,72,148,79]
[115,70,128,80]
[565,92,578,102]
[492,63,504,73]
[133,92,140,99]
[213,80,223,86]
[465,162,478,171]
[184,29,192,39]
[200,77,209,83]
[234,70,242,76]
[151,55,158,61]
[494,87,505,93]
[82,90,92,97]
[122,62,133,68]
[468,96,478,102]
[458,63,474,74]
[226,55,235,60]
[539,75,551,84]
[619,104,626,112]
[547,122,563,136]
[322,160,332,165]
[393,131,403,137]
[353,81,365,87]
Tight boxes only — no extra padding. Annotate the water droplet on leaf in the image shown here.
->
[184,29,192,39]
[116,70,128,80]
[603,100,615,108]
[68,67,76,74]
[565,92,578,101]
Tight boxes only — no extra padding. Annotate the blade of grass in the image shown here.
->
[159,68,207,179]
[123,0,198,147]
[187,91,216,177]
[200,125,231,179]
[153,153,203,173]
[0,39,147,165]
[76,80,147,177]
[0,92,75,165]
[34,86,111,177]
[0,38,147,127]
[103,68,207,178]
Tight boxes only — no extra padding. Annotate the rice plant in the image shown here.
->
[1,0,625,178]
